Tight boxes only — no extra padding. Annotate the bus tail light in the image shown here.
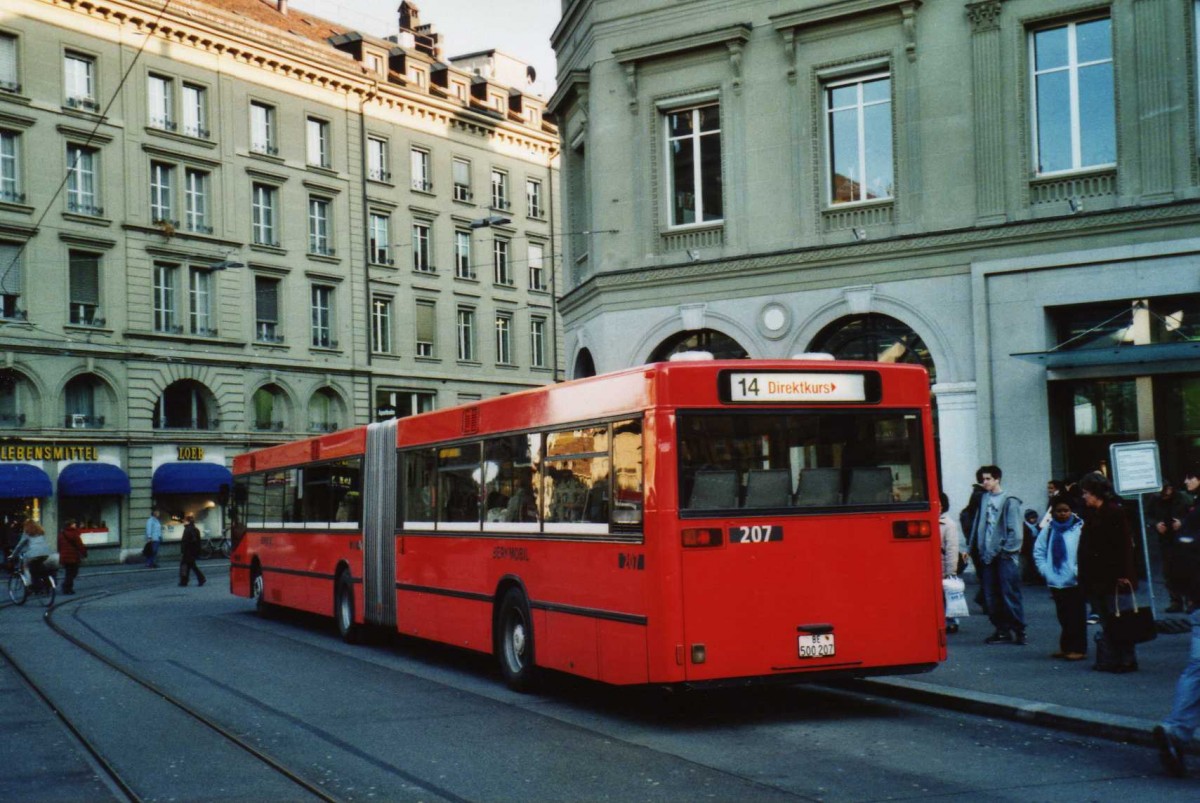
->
[892,520,932,539]
[682,528,723,548]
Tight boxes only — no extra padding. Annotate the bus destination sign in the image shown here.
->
[729,372,867,403]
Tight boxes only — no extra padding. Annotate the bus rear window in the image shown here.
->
[678,410,927,513]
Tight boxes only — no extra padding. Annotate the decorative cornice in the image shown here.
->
[614,24,752,111]
[771,0,922,32]
[58,231,117,249]
[966,0,1003,34]
[56,123,113,145]
[244,166,289,184]
[141,143,221,169]
[0,110,36,129]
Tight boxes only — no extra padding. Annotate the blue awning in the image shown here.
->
[152,462,233,495]
[0,464,53,499]
[58,462,131,497]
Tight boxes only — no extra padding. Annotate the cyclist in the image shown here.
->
[12,520,53,591]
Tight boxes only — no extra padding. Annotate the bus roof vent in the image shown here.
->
[791,352,835,361]
[668,350,714,362]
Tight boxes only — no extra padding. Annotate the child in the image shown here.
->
[1033,496,1086,660]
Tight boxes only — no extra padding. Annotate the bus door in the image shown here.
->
[675,407,939,681]
[363,419,399,627]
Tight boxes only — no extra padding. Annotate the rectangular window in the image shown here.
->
[530,317,546,368]
[306,117,329,167]
[491,169,509,209]
[482,434,541,527]
[666,103,722,226]
[1031,17,1115,174]
[439,442,483,525]
[412,222,432,272]
[455,229,473,278]
[369,213,391,264]
[254,276,281,342]
[68,251,100,326]
[411,147,431,191]
[493,238,511,285]
[181,83,208,138]
[0,130,20,203]
[457,307,475,361]
[416,299,436,357]
[153,263,178,333]
[66,145,100,216]
[147,74,173,131]
[495,313,512,364]
[0,242,20,320]
[543,426,611,527]
[184,168,210,233]
[826,73,893,204]
[372,296,393,354]
[677,411,926,511]
[308,197,332,255]
[0,34,17,93]
[189,268,214,336]
[367,53,384,75]
[528,243,545,291]
[250,101,276,155]
[252,183,277,246]
[367,137,389,181]
[64,52,96,109]
[526,178,543,218]
[149,161,174,223]
[311,285,335,348]
[452,157,472,201]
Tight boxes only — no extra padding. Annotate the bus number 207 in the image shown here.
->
[730,525,783,544]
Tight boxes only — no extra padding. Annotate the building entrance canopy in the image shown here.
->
[0,464,53,498]
[58,463,131,497]
[1011,341,1200,370]
[152,463,233,496]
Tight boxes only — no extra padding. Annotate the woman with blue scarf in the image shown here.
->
[1034,495,1086,660]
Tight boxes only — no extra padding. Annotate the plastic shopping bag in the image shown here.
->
[943,576,969,618]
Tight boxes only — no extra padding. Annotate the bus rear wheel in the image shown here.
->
[335,572,360,644]
[496,587,537,692]
[251,564,267,614]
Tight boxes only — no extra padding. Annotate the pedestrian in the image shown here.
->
[1078,472,1139,673]
[960,479,988,614]
[1039,479,1069,528]
[57,518,87,595]
[179,514,206,587]
[1165,470,1200,614]
[1153,507,1200,778]
[1033,495,1086,660]
[12,520,52,590]
[940,492,965,634]
[1149,481,1193,613]
[1022,508,1044,585]
[968,465,1027,645]
[145,507,163,569]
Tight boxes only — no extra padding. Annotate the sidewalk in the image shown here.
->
[852,574,1192,750]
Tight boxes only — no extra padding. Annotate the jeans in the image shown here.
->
[145,540,160,567]
[981,552,1025,635]
[1163,608,1200,743]
[1050,585,1087,654]
[62,563,80,593]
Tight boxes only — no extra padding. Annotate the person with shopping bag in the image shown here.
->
[940,492,968,633]
[1078,473,1140,673]
[1033,496,1086,661]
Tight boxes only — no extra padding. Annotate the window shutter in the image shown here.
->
[416,301,434,342]
[255,277,278,322]
[0,243,21,294]
[453,159,469,185]
[69,252,99,304]
[0,36,16,86]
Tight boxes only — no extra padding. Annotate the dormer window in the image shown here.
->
[409,68,425,88]
[366,53,384,76]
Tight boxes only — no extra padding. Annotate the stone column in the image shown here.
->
[967,0,1006,225]
[932,381,980,513]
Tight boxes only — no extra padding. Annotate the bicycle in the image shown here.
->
[6,553,56,606]
[200,531,231,559]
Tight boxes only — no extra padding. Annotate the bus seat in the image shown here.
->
[744,469,792,508]
[794,468,841,506]
[688,470,738,509]
[847,467,894,504]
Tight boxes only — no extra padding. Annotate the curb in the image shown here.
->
[834,676,1176,750]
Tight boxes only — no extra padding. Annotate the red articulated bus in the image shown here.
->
[229,357,945,689]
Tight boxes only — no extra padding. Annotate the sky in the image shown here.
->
[288,0,561,97]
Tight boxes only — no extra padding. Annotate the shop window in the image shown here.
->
[1052,378,1137,478]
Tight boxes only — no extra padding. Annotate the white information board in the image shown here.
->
[729,372,866,403]
[1109,441,1162,496]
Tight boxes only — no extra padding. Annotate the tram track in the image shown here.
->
[4,585,343,803]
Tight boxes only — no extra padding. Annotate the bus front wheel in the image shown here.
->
[335,572,360,644]
[251,564,267,614]
[496,587,537,692]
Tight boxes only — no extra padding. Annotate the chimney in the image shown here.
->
[277,0,288,14]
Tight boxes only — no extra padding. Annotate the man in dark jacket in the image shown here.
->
[1149,482,1193,612]
[968,465,1026,645]
[57,519,87,595]
[179,515,206,587]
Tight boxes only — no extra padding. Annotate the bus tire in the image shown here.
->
[251,563,267,614]
[335,571,360,644]
[495,587,537,692]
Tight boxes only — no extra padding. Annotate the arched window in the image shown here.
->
[648,329,748,363]
[252,385,287,432]
[64,374,106,428]
[308,388,342,433]
[573,348,596,379]
[0,369,32,428]
[154,380,217,430]
[808,314,936,384]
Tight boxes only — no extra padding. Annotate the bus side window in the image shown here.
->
[612,419,643,528]
[439,443,482,525]
[484,435,539,524]
[544,426,609,526]
[243,475,265,529]
[402,448,437,527]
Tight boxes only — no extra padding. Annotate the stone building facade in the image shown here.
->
[0,0,560,558]
[550,0,1200,511]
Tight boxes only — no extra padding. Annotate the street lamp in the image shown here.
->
[470,215,511,229]
[209,259,245,270]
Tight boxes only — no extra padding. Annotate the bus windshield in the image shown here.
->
[678,410,927,512]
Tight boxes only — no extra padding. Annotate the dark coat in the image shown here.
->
[181,523,202,561]
[1078,500,1137,596]
[57,527,88,565]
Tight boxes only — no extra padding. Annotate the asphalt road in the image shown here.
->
[1,564,1194,802]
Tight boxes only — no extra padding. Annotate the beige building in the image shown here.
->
[0,0,560,559]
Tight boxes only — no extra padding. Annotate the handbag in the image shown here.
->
[142,542,153,558]
[943,576,969,618]
[1108,580,1156,644]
